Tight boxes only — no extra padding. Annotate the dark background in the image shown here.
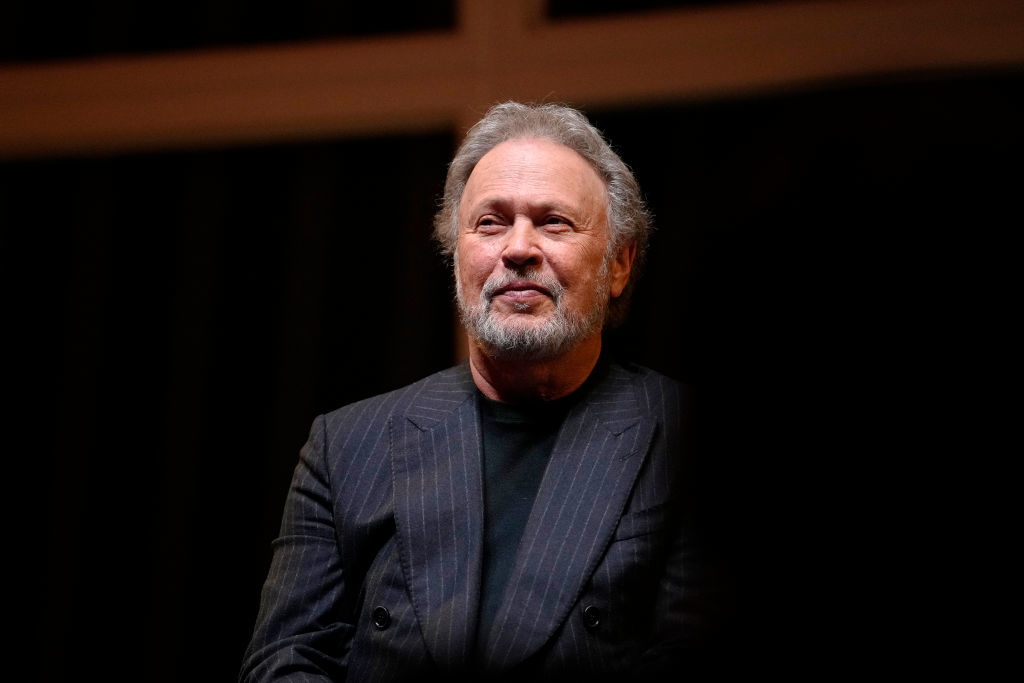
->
[4,1,1020,680]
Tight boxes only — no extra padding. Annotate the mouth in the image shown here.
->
[490,280,553,299]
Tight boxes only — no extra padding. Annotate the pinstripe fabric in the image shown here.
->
[391,379,484,671]
[239,360,698,682]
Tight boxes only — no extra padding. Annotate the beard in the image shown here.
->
[455,257,610,361]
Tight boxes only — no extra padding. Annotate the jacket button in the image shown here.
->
[582,605,601,630]
[371,606,391,630]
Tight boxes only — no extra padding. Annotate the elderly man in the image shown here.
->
[240,102,713,682]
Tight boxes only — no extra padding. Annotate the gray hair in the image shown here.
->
[433,101,652,328]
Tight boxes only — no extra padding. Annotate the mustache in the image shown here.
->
[481,268,564,302]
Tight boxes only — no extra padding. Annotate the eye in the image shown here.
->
[475,215,506,234]
[542,215,572,231]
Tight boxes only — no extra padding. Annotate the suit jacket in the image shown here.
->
[239,359,710,682]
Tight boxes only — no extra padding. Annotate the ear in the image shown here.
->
[609,242,637,299]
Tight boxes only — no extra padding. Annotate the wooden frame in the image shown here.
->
[2,0,1022,160]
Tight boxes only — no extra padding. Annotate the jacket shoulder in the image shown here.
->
[609,360,691,411]
[320,362,474,434]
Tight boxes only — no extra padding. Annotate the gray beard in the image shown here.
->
[455,259,609,361]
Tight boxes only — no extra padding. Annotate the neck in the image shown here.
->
[467,333,603,403]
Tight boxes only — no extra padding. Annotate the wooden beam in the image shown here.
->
[1,0,1022,159]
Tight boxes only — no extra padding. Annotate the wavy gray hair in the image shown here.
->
[433,101,652,329]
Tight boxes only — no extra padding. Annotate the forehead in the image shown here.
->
[460,137,606,212]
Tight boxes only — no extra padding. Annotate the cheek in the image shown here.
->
[456,244,493,292]
[556,244,608,289]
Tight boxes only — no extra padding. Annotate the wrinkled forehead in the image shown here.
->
[459,137,608,216]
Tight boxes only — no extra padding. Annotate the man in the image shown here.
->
[239,102,713,682]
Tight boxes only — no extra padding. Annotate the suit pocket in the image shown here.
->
[612,502,668,541]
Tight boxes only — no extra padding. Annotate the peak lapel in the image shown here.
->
[391,365,485,669]
[481,366,657,670]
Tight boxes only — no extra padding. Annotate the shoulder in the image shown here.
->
[606,358,692,412]
[319,362,475,433]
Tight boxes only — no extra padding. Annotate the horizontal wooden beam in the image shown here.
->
[1,0,1022,159]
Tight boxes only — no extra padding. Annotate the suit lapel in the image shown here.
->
[391,364,485,669]
[481,364,657,670]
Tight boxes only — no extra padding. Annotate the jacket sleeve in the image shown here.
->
[239,415,352,682]
[628,374,729,676]
[626,510,727,677]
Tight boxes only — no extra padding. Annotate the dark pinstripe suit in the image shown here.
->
[240,359,707,682]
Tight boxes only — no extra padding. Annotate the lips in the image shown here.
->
[491,279,552,299]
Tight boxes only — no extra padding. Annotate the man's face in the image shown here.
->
[455,137,632,359]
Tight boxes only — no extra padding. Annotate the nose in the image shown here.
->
[501,216,542,268]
